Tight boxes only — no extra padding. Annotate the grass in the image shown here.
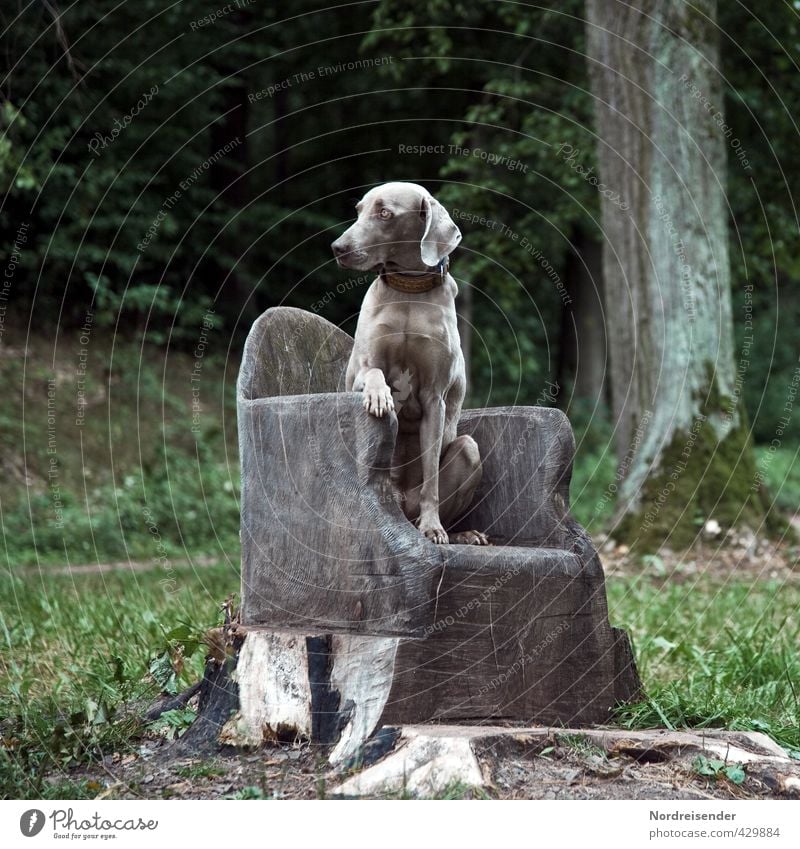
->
[0,331,240,568]
[2,332,799,798]
[608,573,800,754]
[2,560,798,799]
[0,561,235,799]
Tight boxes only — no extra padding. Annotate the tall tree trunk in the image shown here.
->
[585,0,768,549]
[559,232,607,413]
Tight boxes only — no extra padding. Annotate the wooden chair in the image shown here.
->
[197,307,640,763]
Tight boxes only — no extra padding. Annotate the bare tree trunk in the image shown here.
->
[559,232,607,412]
[585,0,768,548]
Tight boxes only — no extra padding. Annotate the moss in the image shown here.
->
[617,370,786,553]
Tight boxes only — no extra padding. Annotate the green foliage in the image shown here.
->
[692,755,746,786]
[610,575,800,753]
[227,785,269,800]
[366,0,594,406]
[148,708,197,740]
[720,3,800,445]
[0,562,232,798]
[1,0,798,451]
[0,332,239,567]
[755,444,800,515]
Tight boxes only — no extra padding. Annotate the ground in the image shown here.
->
[56,724,800,800]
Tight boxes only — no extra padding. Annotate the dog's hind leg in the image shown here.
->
[438,435,488,545]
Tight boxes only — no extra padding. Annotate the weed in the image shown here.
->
[175,761,225,780]
[692,754,746,785]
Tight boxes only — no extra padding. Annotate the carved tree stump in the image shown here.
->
[187,308,642,762]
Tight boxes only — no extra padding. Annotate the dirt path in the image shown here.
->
[23,554,224,577]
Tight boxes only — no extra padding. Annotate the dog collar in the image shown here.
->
[380,258,449,294]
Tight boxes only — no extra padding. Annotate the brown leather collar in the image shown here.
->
[380,258,449,294]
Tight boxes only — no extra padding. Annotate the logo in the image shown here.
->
[20,810,45,837]
[391,368,413,412]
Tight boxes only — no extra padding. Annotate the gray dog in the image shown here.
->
[331,182,487,546]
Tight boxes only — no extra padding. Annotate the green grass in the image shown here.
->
[2,561,798,799]
[755,444,800,516]
[0,561,235,798]
[0,332,240,568]
[2,334,798,798]
[608,574,800,754]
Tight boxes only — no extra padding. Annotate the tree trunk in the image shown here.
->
[559,232,607,413]
[585,0,768,549]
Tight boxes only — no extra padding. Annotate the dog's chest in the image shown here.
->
[369,298,457,376]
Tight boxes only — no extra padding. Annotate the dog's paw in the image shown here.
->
[449,530,490,546]
[363,384,395,418]
[417,520,448,545]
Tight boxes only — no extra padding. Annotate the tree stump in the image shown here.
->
[187,308,642,763]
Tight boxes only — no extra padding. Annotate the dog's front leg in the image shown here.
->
[353,366,394,418]
[417,397,447,544]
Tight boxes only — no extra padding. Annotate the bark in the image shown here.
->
[585,0,768,548]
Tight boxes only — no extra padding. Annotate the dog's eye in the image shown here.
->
[378,208,393,219]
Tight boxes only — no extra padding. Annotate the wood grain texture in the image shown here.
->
[585,0,742,517]
[221,631,314,746]
[452,406,584,549]
[237,306,353,400]
[328,634,399,765]
[235,306,641,729]
[239,392,443,636]
[381,543,619,726]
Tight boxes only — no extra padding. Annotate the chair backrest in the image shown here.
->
[238,307,354,400]
[454,406,581,549]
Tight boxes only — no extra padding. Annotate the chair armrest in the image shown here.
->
[453,406,593,555]
[238,391,442,637]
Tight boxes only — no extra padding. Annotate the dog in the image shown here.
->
[331,182,487,545]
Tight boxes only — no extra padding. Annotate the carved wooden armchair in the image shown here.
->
[234,307,640,734]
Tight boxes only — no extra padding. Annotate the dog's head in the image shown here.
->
[331,182,461,272]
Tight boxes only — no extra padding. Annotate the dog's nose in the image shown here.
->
[331,240,349,257]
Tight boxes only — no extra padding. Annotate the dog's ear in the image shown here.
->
[420,194,462,267]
